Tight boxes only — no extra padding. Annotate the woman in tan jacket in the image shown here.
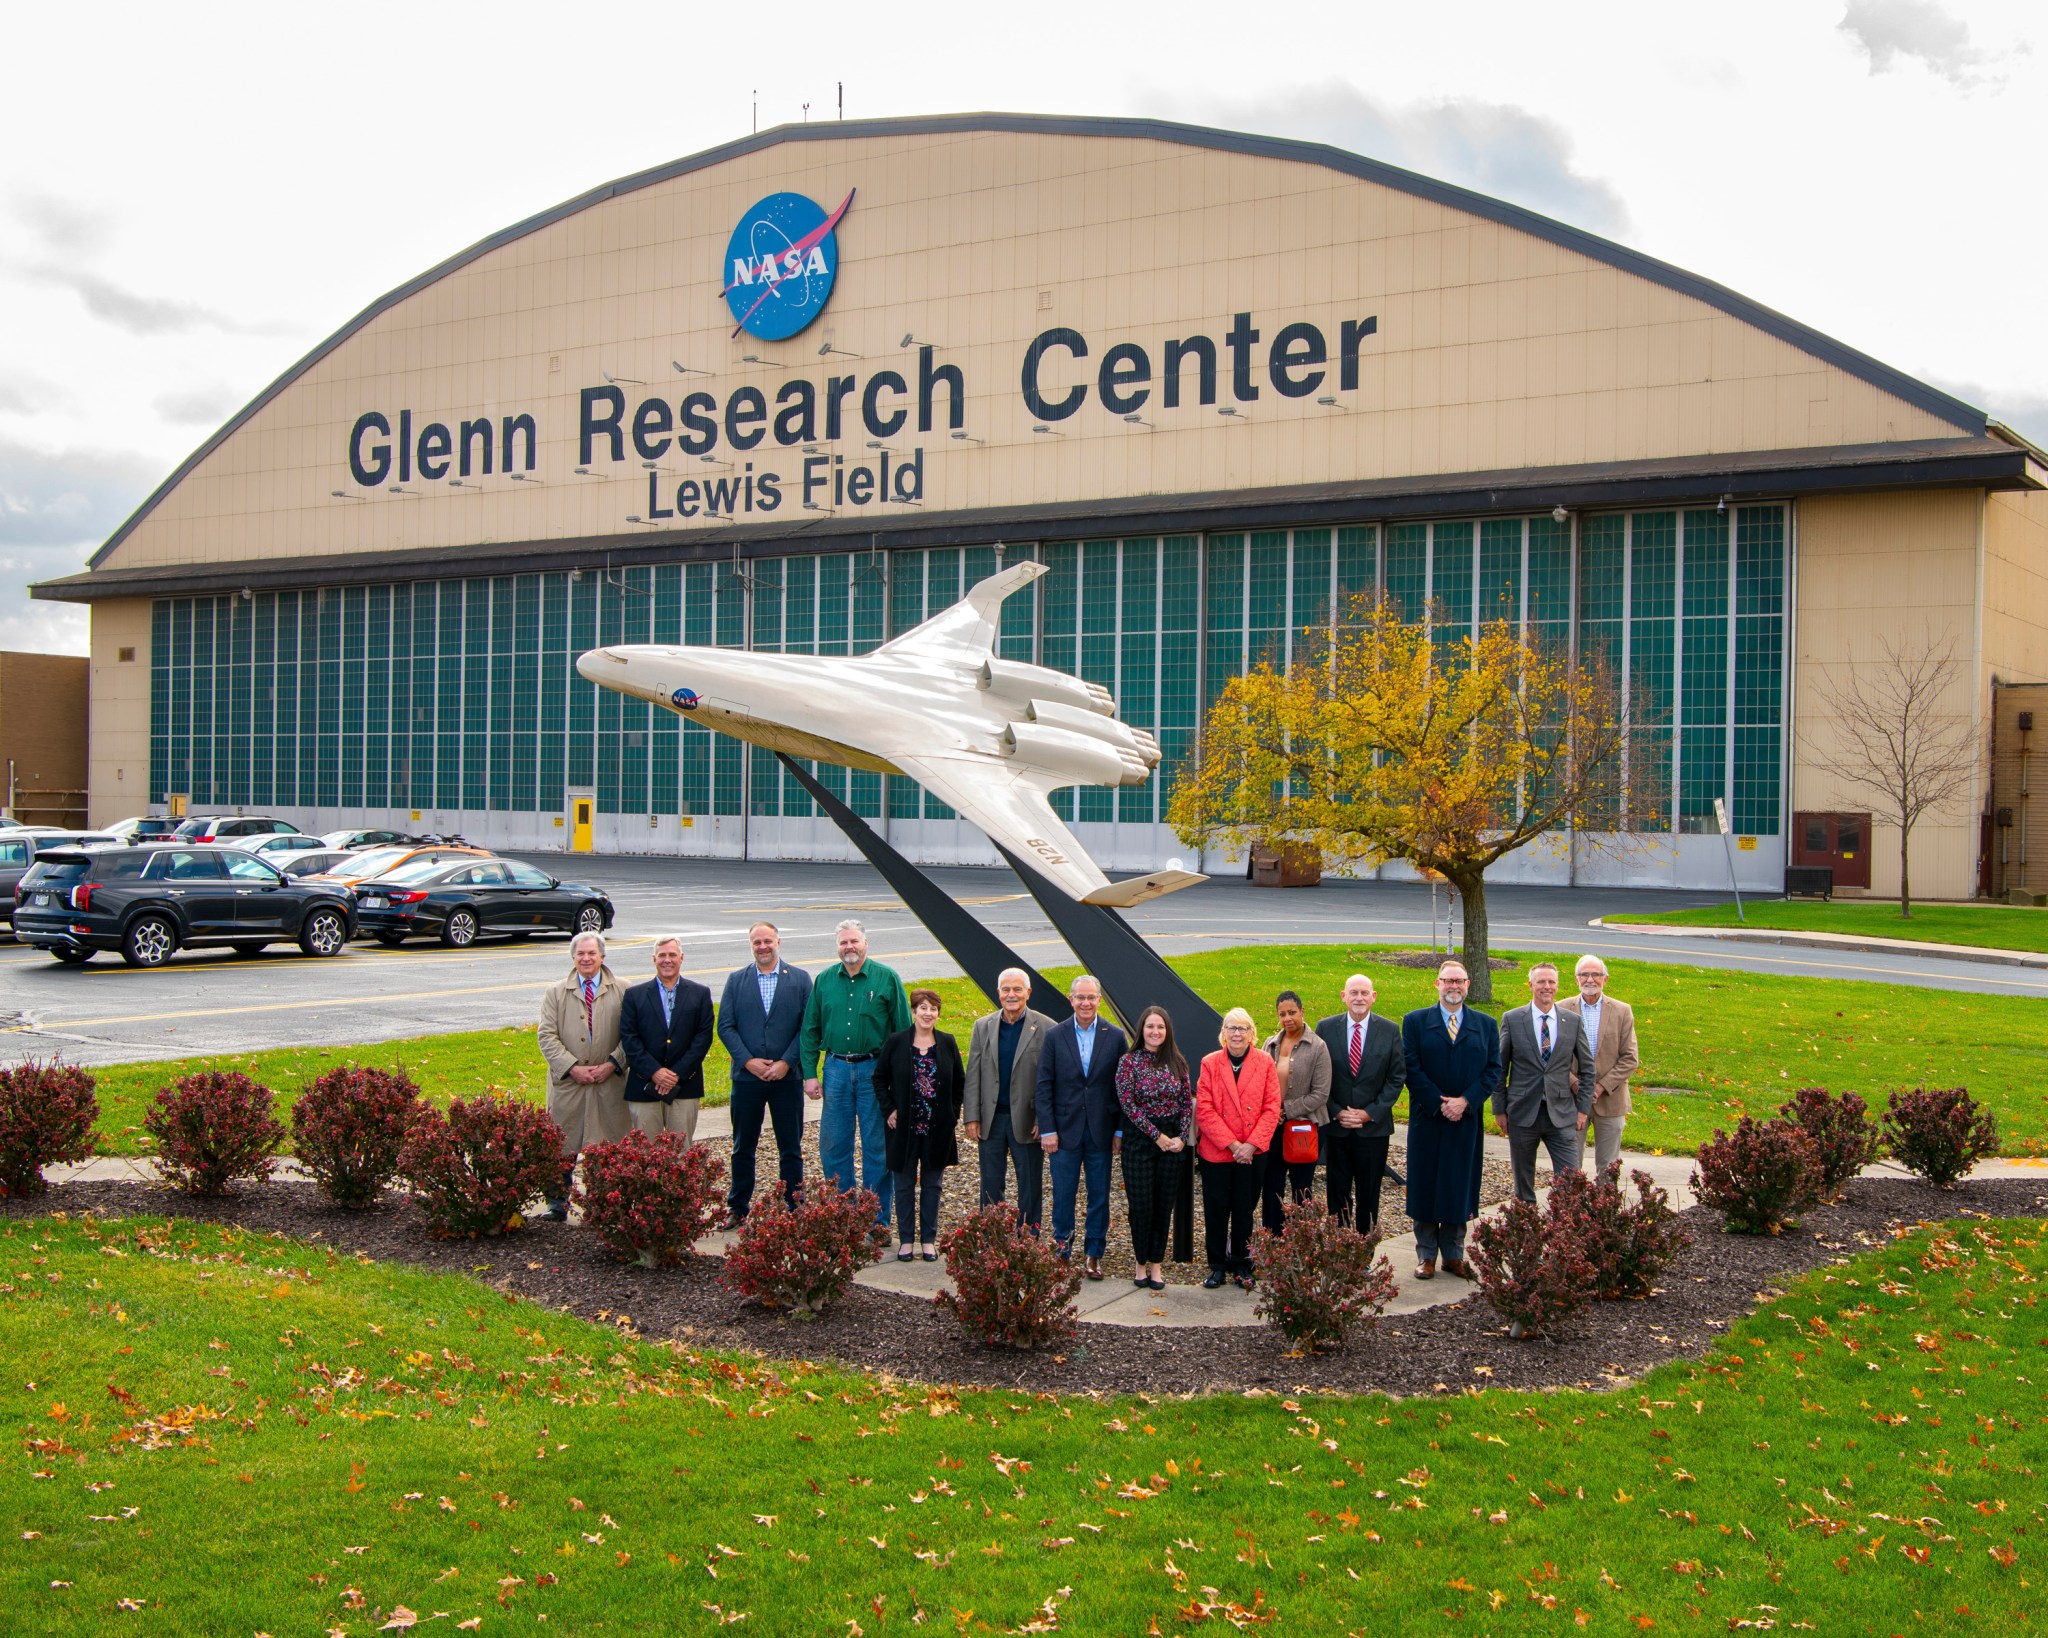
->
[536,931,631,1219]
[1261,990,1332,1235]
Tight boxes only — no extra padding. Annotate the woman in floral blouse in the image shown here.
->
[875,988,965,1262]
[1115,1004,1195,1291]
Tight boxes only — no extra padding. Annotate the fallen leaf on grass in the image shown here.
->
[457,1622,482,1632]
[379,1609,418,1631]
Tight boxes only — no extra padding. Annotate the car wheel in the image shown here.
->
[51,946,93,965]
[575,903,606,935]
[372,932,408,948]
[440,909,480,948]
[122,915,177,968]
[299,908,348,958]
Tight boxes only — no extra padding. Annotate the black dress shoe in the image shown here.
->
[1145,1277,1166,1292]
[921,1251,937,1263]
[1202,1269,1227,1290]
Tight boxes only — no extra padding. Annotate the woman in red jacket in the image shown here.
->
[1195,1006,1282,1290]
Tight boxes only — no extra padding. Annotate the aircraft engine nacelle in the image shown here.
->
[1024,699,1161,768]
[978,657,1116,717]
[1001,722,1151,787]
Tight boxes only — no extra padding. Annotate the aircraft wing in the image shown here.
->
[891,750,1204,909]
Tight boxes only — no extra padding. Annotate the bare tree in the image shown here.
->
[1804,636,1978,917]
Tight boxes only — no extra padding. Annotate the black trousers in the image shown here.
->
[1122,1138,1182,1263]
[975,1112,1045,1230]
[1325,1123,1391,1232]
[893,1159,945,1244]
[1200,1152,1268,1273]
[1259,1140,1319,1235]
[728,1077,804,1220]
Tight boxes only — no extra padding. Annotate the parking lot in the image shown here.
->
[4,854,2037,1071]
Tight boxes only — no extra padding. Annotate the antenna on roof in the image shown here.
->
[838,81,843,120]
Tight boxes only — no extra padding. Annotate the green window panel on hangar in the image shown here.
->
[146,508,1787,839]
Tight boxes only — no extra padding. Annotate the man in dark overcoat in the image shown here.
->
[1401,959,1501,1280]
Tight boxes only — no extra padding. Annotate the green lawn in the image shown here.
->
[3,1210,2041,1634]
[1609,899,2048,954]
[69,945,2048,1159]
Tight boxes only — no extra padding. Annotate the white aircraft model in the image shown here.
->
[576,561,1205,907]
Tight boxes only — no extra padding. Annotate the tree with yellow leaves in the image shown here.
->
[1166,598,1634,1003]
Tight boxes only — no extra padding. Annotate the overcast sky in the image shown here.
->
[4,0,2041,655]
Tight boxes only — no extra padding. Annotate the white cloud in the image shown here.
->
[1143,82,1631,240]
[0,595,87,656]
[153,383,245,426]
[1925,376,2048,448]
[1838,0,2022,85]
[0,436,157,653]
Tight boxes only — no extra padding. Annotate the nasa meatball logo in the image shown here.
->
[721,189,854,341]
[671,687,700,711]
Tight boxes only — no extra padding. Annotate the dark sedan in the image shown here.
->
[353,858,614,948]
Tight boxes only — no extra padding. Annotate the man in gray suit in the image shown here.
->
[1492,960,1595,1204]
[962,967,1054,1233]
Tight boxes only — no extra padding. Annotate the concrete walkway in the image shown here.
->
[50,1132,2042,1331]
[1591,916,2048,970]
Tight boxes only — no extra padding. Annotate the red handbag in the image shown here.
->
[1281,1119,1320,1165]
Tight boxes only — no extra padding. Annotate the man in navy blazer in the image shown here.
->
[717,922,814,1225]
[1035,974,1127,1277]
[1400,960,1501,1282]
[620,935,716,1143]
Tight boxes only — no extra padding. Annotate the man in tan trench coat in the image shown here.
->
[537,930,631,1218]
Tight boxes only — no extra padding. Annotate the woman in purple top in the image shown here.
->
[1115,1004,1195,1291]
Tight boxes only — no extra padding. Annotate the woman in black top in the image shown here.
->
[875,988,966,1261]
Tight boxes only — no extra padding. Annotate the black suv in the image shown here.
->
[14,844,357,967]
[1,829,122,930]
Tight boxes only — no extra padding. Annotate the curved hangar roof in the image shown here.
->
[46,112,2030,604]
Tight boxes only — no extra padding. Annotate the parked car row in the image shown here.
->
[8,832,615,967]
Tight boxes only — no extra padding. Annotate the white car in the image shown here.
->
[259,846,362,880]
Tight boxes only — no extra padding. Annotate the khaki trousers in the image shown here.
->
[1591,1113,1626,1175]
[628,1097,700,1143]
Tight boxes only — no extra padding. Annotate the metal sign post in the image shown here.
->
[1714,798,1746,922]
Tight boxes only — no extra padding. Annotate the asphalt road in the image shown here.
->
[3,856,2041,1070]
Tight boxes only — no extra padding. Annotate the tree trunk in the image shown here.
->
[1898,821,1913,919]
[1450,868,1493,1004]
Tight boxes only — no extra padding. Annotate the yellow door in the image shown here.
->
[570,797,594,854]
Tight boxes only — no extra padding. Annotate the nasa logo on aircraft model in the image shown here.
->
[722,189,854,341]
[670,686,700,710]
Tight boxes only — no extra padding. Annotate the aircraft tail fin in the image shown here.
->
[876,559,1046,662]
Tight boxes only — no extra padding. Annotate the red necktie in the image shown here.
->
[582,977,596,1033]
[1349,1022,1363,1075]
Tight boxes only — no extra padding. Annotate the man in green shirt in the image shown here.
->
[802,917,913,1225]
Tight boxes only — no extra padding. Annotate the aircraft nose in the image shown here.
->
[576,648,631,684]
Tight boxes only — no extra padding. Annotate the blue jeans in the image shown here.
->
[1413,1219,1468,1262]
[1047,1131,1112,1259]
[820,1055,893,1224]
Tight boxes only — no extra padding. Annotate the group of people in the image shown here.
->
[535,922,1640,1287]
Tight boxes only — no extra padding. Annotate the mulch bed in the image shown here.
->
[11,1175,2042,1398]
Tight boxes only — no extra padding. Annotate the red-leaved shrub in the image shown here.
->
[1691,1115,1822,1235]
[1884,1087,2000,1186]
[1470,1194,1598,1338]
[576,1131,726,1266]
[1248,1196,1398,1353]
[1547,1164,1691,1299]
[143,1070,284,1196]
[0,1059,99,1197]
[1780,1087,1881,1202]
[290,1065,424,1208]
[397,1095,563,1237]
[933,1202,1082,1349]
[719,1178,886,1315]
